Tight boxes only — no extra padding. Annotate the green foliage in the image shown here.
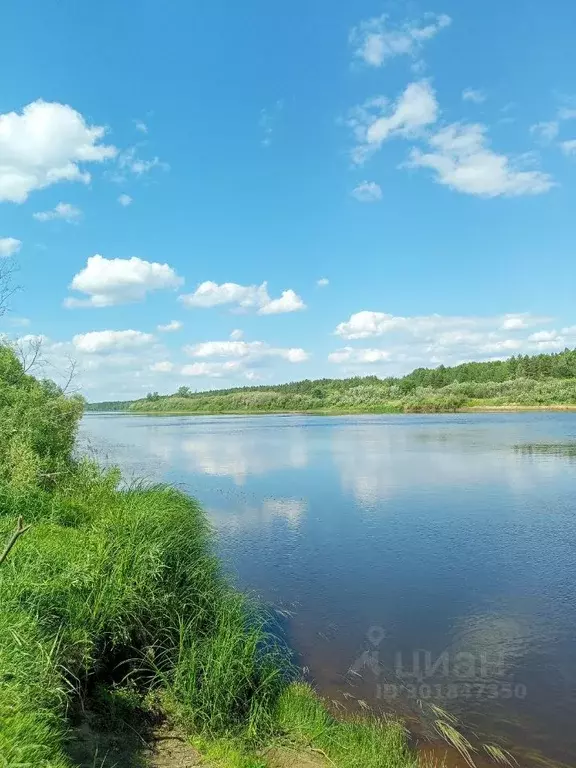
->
[0,470,289,764]
[121,347,576,414]
[0,345,84,488]
[85,400,133,411]
[276,684,417,768]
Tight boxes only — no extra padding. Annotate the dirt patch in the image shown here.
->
[264,746,329,768]
[149,727,203,767]
[67,716,202,768]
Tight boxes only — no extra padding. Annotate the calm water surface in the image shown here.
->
[80,412,576,767]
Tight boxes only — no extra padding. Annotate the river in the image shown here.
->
[80,412,576,767]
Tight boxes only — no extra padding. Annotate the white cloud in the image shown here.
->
[0,237,22,257]
[0,100,116,203]
[501,314,533,330]
[230,329,244,340]
[150,360,174,373]
[560,139,576,156]
[528,330,558,342]
[185,340,309,363]
[65,254,183,308]
[73,329,155,354]
[350,12,451,68]
[462,88,486,104]
[478,339,522,353]
[179,280,305,315]
[558,107,576,120]
[33,202,82,223]
[118,193,133,206]
[329,347,391,364]
[530,121,559,143]
[329,311,569,371]
[317,278,329,287]
[336,310,550,340]
[157,320,183,333]
[348,81,439,165]
[180,281,266,309]
[134,120,148,134]
[352,181,382,202]
[181,361,244,378]
[258,289,305,315]
[408,122,554,197]
[117,146,169,177]
[336,311,406,339]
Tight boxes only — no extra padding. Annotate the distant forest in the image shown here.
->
[85,348,576,413]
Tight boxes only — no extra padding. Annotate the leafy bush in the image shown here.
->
[0,345,83,489]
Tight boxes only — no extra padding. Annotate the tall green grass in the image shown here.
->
[0,467,292,765]
[0,344,436,767]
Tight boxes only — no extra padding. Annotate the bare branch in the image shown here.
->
[14,335,45,374]
[61,355,80,394]
[0,517,31,567]
[0,260,19,317]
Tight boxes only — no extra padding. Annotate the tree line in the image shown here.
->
[86,347,576,412]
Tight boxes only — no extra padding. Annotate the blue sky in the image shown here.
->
[1,0,575,400]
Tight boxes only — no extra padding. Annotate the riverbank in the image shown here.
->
[94,403,576,416]
[87,348,576,416]
[1,472,425,768]
[0,343,426,768]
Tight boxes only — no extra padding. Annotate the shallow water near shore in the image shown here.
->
[80,412,576,767]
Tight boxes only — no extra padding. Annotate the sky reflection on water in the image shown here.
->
[81,412,576,767]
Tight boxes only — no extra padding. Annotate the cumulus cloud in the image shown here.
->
[230,329,244,340]
[329,311,570,371]
[73,329,155,354]
[528,330,558,342]
[560,139,576,156]
[33,202,82,223]
[150,360,174,372]
[462,88,486,104]
[134,120,148,134]
[185,340,309,363]
[530,121,559,143]
[181,361,244,378]
[348,81,439,164]
[0,237,22,257]
[350,12,451,68]
[157,320,183,333]
[352,181,382,202]
[0,100,117,203]
[408,122,554,197]
[9,333,181,402]
[65,254,183,308]
[258,289,305,315]
[118,193,133,206]
[329,347,391,364]
[179,281,305,315]
[500,313,534,330]
[317,277,329,287]
[336,310,550,340]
